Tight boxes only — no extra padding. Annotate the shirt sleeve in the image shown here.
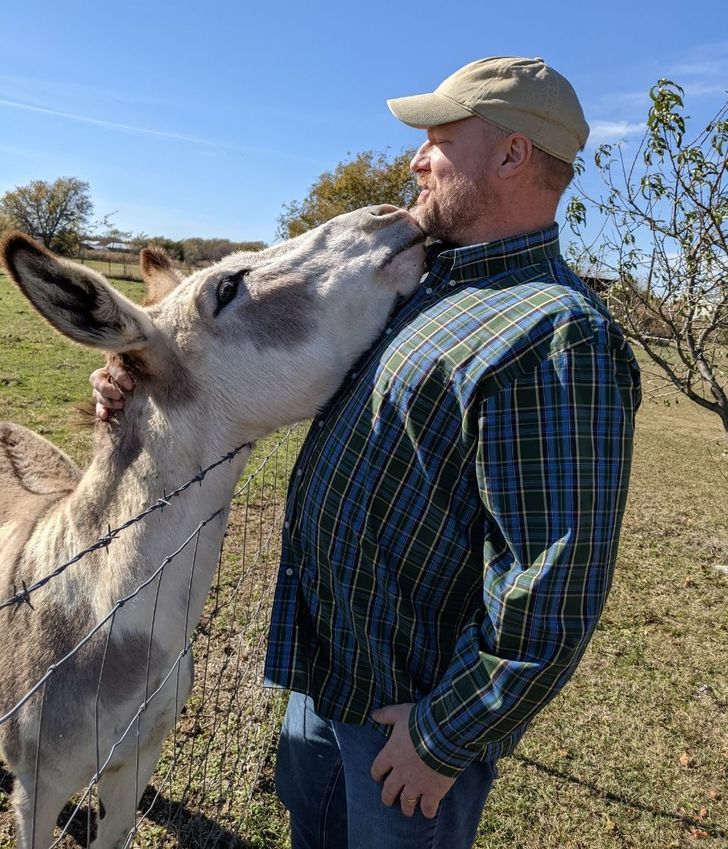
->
[408,339,639,776]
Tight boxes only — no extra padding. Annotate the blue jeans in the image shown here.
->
[275,692,497,849]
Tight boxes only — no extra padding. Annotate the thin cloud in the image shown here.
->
[0,96,216,146]
[671,41,728,76]
[668,41,728,96]
[672,61,721,77]
[587,121,644,147]
[0,96,328,166]
[590,40,727,132]
[681,81,728,98]
[0,74,167,109]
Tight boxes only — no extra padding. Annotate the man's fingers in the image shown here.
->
[399,789,420,818]
[93,380,124,401]
[380,771,404,807]
[419,794,439,819]
[90,368,124,398]
[90,366,130,420]
[89,368,108,388]
[106,361,134,390]
[92,389,125,410]
[90,365,134,393]
[369,750,391,783]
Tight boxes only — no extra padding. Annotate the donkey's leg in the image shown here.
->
[90,737,165,849]
[12,773,69,849]
[92,658,192,848]
[90,686,184,849]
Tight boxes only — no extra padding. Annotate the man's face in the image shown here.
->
[409,117,502,245]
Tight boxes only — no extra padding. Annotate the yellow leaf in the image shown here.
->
[707,788,721,800]
[679,751,694,768]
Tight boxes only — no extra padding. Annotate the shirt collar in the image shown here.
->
[424,224,562,286]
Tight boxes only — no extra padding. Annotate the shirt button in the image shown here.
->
[284,520,290,528]
[318,420,325,427]
[350,372,358,380]
[448,281,455,287]
[296,469,303,476]
[425,287,433,294]
[385,328,392,335]
[285,568,293,576]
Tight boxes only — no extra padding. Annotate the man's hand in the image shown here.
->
[370,703,455,818]
[89,362,134,421]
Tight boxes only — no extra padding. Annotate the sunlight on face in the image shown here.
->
[409,117,505,244]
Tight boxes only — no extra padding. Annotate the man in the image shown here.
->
[92,57,641,849]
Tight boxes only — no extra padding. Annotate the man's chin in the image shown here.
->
[409,203,431,233]
[412,210,446,242]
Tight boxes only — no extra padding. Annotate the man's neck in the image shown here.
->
[452,215,556,246]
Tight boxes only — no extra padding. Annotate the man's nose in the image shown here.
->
[409,140,431,173]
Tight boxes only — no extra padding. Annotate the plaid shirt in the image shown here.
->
[264,225,641,777]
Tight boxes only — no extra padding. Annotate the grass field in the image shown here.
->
[0,263,726,848]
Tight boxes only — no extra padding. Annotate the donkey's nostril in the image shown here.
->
[369,204,400,217]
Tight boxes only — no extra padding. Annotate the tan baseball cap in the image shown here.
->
[387,56,589,164]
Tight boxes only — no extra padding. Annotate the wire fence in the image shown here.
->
[0,425,306,849]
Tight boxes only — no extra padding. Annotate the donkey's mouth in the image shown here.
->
[379,233,427,271]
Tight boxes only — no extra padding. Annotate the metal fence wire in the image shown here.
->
[0,425,306,849]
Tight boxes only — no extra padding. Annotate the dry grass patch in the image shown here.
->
[475,394,728,849]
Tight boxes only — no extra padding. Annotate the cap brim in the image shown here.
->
[386,92,473,128]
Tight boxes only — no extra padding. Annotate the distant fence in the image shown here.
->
[73,251,216,283]
[0,425,305,849]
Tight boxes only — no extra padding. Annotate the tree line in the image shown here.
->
[1,81,725,432]
[0,149,416,266]
[0,180,268,265]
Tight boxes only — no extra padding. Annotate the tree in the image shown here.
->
[0,177,94,253]
[566,81,728,433]
[0,211,15,238]
[140,236,184,262]
[181,237,267,266]
[277,148,418,240]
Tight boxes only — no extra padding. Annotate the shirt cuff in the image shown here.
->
[408,699,478,778]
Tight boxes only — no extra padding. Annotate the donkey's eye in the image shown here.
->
[217,279,238,307]
[213,270,248,316]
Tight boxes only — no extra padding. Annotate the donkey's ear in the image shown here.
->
[140,246,181,305]
[1,232,155,352]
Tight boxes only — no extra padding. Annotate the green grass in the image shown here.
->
[1,266,727,848]
[0,269,144,463]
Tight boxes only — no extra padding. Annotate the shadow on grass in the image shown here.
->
[0,763,255,849]
[514,754,727,840]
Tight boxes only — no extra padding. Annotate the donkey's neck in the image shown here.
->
[79,397,249,530]
[36,396,251,628]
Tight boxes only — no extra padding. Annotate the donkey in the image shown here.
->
[0,205,425,849]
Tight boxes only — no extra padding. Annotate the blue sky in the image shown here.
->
[1,0,726,245]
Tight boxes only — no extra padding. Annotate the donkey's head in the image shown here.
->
[1,205,425,447]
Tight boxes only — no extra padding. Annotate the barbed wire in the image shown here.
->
[0,442,251,612]
[0,426,304,848]
[0,426,305,726]
[0,516,215,729]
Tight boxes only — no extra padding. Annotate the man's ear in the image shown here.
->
[1,232,155,352]
[140,246,181,305]
[497,134,533,178]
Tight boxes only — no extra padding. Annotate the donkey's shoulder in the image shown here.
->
[0,423,81,522]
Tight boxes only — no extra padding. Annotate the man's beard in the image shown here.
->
[411,172,496,245]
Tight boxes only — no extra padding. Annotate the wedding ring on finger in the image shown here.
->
[401,793,419,806]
